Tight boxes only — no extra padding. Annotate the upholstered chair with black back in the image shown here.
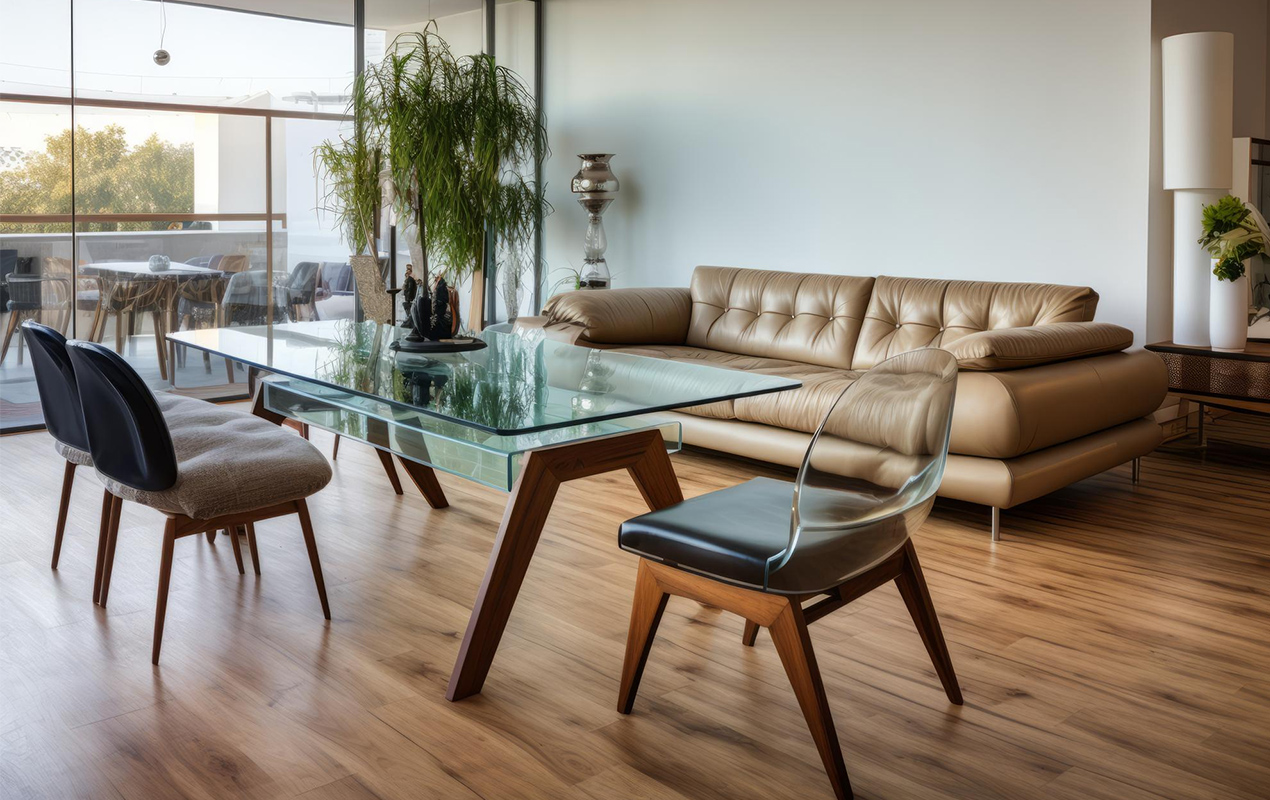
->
[279,261,321,322]
[20,321,201,593]
[66,340,335,664]
[614,348,962,800]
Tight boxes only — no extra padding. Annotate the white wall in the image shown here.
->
[1146,0,1269,341]
[543,0,1157,341]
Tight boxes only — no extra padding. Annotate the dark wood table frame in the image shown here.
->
[249,382,684,701]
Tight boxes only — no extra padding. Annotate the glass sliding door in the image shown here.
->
[1,0,541,432]
[0,0,72,431]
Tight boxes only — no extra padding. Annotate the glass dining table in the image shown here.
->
[166,320,800,700]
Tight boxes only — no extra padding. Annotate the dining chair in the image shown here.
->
[67,339,334,664]
[1,258,102,364]
[172,272,229,372]
[279,261,321,322]
[19,321,200,590]
[614,348,962,800]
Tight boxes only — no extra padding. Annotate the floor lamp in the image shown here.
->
[1162,32,1234,347]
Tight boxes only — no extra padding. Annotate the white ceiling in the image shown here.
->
[157,0,500,28]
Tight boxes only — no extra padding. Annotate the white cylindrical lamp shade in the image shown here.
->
[1162,32,1234,191]
[1162,32,1234,346]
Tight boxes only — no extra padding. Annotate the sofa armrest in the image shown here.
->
[945,322,1134,370]
[542,287,691,345]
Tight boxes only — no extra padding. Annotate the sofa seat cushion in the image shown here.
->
[615,343,863,430]
[612,345,856,422]
[616,345,1167,461]
[102,395,332,520]
[949,350,1168,458]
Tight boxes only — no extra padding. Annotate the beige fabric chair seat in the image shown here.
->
[54,392,194,468]
[100,395,332,520]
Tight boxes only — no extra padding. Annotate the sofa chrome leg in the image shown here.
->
[990,507,1001,542]
[1131,457,1141,484]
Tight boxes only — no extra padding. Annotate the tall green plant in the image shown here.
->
[339,23,548,325]
[314,126,380,256]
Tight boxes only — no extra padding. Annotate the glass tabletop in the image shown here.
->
[167,320,801,436]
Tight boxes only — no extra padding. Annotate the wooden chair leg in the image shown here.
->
[741,619,760,647]
[376,449,404,495]
[0,309,21,363]
[300,423,310,440]
[97,495,124,608]
[151,311,168,382]
[51,461,77,569]
[331,435,340,461]
[894,540,962,705]
[618,560,670,714]
[152,519,178,664]
[295,500,330,620]
[245,522,261,576]
[205,529,217,544]
[768,599,853,800]
[92,489,114,603]
[227,523,246,574]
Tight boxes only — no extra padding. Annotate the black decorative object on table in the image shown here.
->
[391,275,487,354]
[401,265,418,321]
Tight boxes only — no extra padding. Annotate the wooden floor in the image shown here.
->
[1,411,1268,800]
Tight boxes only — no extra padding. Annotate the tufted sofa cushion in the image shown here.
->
[851,276,1099,369]
[686,266,874,370]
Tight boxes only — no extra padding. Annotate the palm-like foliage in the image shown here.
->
[314,126,380,256]
[323,23,549,313]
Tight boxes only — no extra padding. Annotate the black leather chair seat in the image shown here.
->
[620,476,911,596]
[620,477,794,591]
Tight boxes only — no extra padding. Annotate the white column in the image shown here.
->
[1161,32,1234,347]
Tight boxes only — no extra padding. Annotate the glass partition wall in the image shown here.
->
[0,0,542,432]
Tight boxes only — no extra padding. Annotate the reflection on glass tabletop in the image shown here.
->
[168,321,801,435]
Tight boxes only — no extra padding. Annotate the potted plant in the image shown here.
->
[343,24,547,337]
[314,112,382,322]
[1198,194,1269,352]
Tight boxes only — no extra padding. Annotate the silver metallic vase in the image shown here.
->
[570,154,619,289]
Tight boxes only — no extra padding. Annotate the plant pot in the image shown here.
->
[1208,260,1248,353]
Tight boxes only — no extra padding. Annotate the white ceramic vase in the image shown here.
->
[1208,259,1248,352]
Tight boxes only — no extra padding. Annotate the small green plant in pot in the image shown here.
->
[1198,194,1270,352]
[1198,195,1267,281]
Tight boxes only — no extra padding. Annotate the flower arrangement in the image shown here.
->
[1198,195,1269,282]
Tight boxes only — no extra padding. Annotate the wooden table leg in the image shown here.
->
[446,429,682,701]
[397,456,448,508]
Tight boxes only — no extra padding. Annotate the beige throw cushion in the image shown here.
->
[944,321,1133,370]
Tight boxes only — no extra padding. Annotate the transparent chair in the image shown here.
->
[615,348,961,800]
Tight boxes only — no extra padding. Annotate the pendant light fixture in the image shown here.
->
[153,0,170,66]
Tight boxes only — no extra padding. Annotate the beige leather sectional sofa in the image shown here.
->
[536,266,1169,539]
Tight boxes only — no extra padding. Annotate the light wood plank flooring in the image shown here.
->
[1,411,1267,800]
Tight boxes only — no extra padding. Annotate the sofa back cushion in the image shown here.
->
[687,266,875,370]
[850,276,1099,369]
